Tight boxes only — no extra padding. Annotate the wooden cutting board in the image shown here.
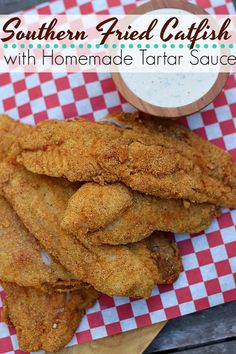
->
[53,322,166,354]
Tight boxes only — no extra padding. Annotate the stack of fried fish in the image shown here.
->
[0,112,235,352]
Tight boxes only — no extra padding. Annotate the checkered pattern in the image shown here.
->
[0,0,236,353]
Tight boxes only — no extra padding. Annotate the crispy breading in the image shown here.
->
[63,183,134,233]
[0,196,83,292]
[108,111,236,196]
[0,115,31,161]
[62,183,219,245]
[130,232,182,285]
[0,162,182,298]
[0,115,86,292]
[2,282,99,352]
[17,114,236,207]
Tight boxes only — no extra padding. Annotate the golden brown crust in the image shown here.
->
[17,114,236,207]
[2,300,12,326]
[0,195,83,291]
[144,232,183,284]
[0,115,31,162]
[0,162,170,298]
[62,182,134,234]
[2,282,99,352]
[128,232,182,285]
[62,183,220,245]
[107,111,236,189]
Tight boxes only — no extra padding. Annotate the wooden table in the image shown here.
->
[0,0,235,353]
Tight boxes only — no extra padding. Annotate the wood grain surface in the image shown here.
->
[167,341,236,354]
[144,301,236,353]
[0,0,235,353]
[0,0,46,13]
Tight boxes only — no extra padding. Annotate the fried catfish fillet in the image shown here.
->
[130,232,182,285]
[2,282,99,352]
[0,115,31,161]
[16,114,236,207]
[107,111,236,187]
[61,183,219,245]
[0,115,84,292]
[0,196,83,292]
[0,162,182,298]
[108,111,236,201]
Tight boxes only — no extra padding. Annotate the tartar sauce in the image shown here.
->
[121,8,218,108]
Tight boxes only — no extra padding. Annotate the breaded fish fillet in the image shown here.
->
[17,114,236,207]
[0,115,86,292]
[0,162,182,298]
[130,232,182,285]
[2,282,99,352]
[0,115,31,161]
[63,183,134,233]
[0,195,82,292]
[62,183,219,245]
[107,111,236,189]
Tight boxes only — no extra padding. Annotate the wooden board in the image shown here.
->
[144,301,236,353]
[172,341,236,354]
[0,0,47,13]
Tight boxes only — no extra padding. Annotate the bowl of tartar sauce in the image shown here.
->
[111,0,229,118]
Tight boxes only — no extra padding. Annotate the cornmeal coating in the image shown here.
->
[17,114,236,207]
[0,196,82,292]
[0,115,85,291]
[0,115,31,161]
[62,183,134,233]
[130,232,182,285]
[2,282,99,352]
[62,183,219,245]
[0,162,182,298]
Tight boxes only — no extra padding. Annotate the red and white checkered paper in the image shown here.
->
[0,0,236,353]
